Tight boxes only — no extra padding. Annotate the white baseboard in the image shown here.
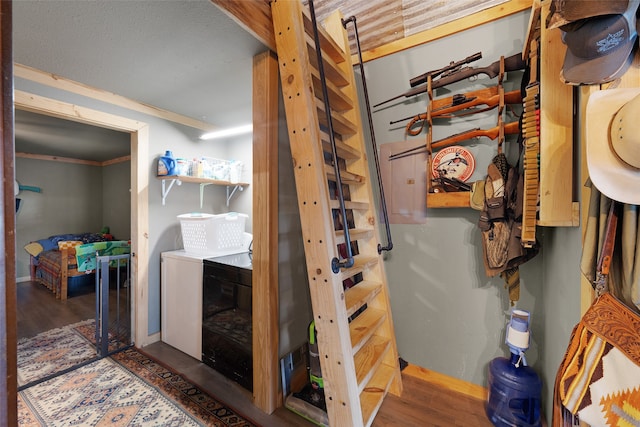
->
[16,276,31,283]
[143,332,161,346]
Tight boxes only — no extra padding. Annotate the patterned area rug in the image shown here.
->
[17,319,97,387]
[17,322,258,426]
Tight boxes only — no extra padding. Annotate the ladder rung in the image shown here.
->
[345,281,382,318]
[337,255,378,282]
[335,227,373,245]
[324,164,364,185]
[360,364,396,427]
[306,34,350,87]
[330,199,370,211]
[316,99,358,136]
[311,67,353,111]
[320,129,361,160]
[350,308,386,355]
[301,8,347,64]
[354,335,391,392]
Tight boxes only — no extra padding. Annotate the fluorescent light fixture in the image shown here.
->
[200,124,253,140]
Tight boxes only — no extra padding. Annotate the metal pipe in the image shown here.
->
[308,0,355,273]
[342,15,393,253]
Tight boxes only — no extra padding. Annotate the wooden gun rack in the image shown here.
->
[426,57,508,208]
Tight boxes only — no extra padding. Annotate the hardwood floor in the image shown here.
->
[16,280,96,339]
[142,341,495,427]
[17,280,496,426]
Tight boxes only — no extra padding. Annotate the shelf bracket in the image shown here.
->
[199,183,210,208]
[226,185,244,207]
[199,183,243,208]
[160,177,245,208]
[161,178,181,206]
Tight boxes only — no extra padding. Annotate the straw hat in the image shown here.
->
[586,88,640,204]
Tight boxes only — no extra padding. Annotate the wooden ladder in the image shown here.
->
[271,1,403,426]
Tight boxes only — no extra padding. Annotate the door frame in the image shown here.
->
[14,91,150,348]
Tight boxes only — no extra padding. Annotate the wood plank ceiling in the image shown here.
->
[214,0,533,63]
[305,0,509,54]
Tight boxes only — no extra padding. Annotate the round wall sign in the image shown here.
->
[431,146,475,182]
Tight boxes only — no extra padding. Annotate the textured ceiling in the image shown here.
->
[12,0,267,161]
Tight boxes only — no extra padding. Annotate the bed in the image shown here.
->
[24,233,131,301]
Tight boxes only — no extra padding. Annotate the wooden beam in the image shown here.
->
[252,50,280,413]
[15,151,130,167]
[538,1,575,226]
[210,0,276,52]
[14,64,216,132]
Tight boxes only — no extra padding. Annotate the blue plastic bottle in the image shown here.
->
[157,150,177,176]
[486,311,542,426]
[486,353,542,426]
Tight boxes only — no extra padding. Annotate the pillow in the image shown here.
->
[37,238,58,252]
[24,242,44,257]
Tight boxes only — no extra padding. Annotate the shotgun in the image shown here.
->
[389,121,520,160]
[391,88,523,136]
[374,52,527,108]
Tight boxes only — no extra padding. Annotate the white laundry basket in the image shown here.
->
[178,212,248,255]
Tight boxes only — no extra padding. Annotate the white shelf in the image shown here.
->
[157,175,249,207]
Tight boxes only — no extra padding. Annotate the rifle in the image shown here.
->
[389,121,520,160]
[374,52,527,108]
[409,52,482,88]
[391,87,523,136]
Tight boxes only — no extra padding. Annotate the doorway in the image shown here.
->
[15,90,150,352]
[14,108,135,387]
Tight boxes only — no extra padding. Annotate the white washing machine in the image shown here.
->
[160,250,209,360]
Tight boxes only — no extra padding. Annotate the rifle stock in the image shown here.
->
[374,52,526,108]
[400,89,523,136]
[431,120,519,150]
[390,121,520,160]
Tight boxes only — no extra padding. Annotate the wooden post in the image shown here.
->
[252,50,280,413]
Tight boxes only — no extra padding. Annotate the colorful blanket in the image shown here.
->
[75,240,131,272]
[34,250,66,294]
[24,233,108,258]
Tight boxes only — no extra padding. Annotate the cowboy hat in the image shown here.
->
[586,88,640,205]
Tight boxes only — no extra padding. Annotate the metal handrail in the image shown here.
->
[308,0,355,273]
[342,16,393,254]
[95,253,131,357]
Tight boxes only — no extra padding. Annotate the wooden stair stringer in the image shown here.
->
[271,2,402,426]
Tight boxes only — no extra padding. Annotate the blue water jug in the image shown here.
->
[157,150,177,176]
[486,353,542,427]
